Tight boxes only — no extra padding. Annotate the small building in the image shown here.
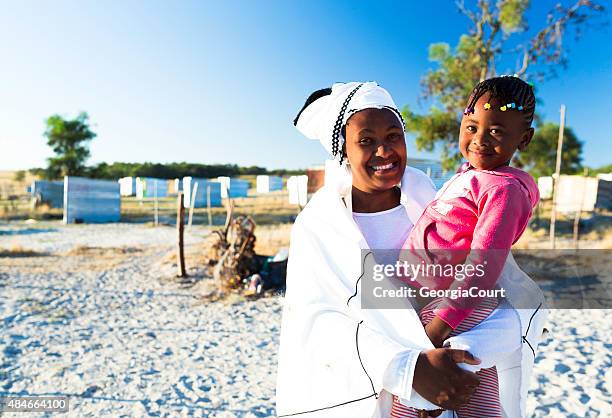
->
[288,175,308,206]
[172,178,182,194]
[597,173,612,182]
[63,177,121,223]
[545,175,612,213]
[256,175,283,193]
[136,177,169,199]
[537,177,553,200]
[183,177,222,208]
[217,176,250,198]
[30,180,64,208]
[595,176,612,210]
[306,166,325,194]
[118,177,137,196]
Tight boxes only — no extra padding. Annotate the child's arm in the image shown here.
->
[435,183,534,331]
[425,316,453,348]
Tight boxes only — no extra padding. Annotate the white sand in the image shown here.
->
[1,221,610,416]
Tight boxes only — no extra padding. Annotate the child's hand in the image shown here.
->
[425,316,454,348]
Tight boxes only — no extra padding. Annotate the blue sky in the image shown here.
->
[1,0,610,171]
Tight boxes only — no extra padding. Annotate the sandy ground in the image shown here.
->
[1,221,610,417]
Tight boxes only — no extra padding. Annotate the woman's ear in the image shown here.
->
[518,127,534,151]
[341,142,349,165]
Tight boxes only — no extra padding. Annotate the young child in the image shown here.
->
[393,76,540,418]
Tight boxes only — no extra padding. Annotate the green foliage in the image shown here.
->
[402,105,462,171]
[513,123,583,178]
[43,112,96,179]
[80,162,303,180]
[12,170,26,183]
[404,0,603,171]
[587,164,612,176]
[498,0,529,33]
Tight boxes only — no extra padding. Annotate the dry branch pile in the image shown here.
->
[207,201,259,292]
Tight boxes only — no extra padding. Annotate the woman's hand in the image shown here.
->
[412,348,481,410]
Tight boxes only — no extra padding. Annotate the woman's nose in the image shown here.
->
[375,143,392,157]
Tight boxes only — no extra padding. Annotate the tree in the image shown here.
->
[43,112,96,179]
[13,170,26,183]
[588,163,612,175]
[513,122,582,177]
[403,0,604,171]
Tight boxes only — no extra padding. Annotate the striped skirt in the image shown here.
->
[390,298,502,418]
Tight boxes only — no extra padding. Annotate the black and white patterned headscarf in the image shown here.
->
[294,81,404,161]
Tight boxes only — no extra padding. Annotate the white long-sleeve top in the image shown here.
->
[275,166,547,418]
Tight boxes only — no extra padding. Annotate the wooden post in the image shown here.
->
[207,184,212,226]
[153,180,159,226]
[138,178,143,207]
[550,104,566,249]
[188,182,198,229]
[296,177,304,212]
[176,192,187,277]
[222,182,234,228]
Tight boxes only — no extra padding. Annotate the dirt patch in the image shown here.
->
[63,245,143,257]
[254,224,292,256]
[0,246,49,258]
[1,245,160,274]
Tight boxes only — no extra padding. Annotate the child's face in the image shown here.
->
[344,108,407,193]
[459,95,534,170]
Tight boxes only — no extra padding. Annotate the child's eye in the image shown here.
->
[388,133,401,141]
[359,137,372,145]
[466,126,476,133]
[490,129,502,135]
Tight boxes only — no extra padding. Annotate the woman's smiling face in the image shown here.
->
[344,108,407,193]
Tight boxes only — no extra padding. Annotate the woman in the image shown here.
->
[276,82,546,417]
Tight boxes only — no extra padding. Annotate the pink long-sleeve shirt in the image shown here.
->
[401,164,539,329]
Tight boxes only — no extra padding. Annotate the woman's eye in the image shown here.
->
[388,133,401,141]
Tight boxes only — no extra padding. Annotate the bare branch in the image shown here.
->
[516,0,605,75]
[455,0,478,25]
[516,47,529,77]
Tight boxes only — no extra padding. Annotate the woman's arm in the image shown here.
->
[443,299,522,372]
[277,218,482,415]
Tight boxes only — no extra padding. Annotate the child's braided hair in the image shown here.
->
[465,76,536,125]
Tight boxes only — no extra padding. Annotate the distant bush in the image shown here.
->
[29,162,304,180]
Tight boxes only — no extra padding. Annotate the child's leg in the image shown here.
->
[421,297,502,418]
[390,394,443,417]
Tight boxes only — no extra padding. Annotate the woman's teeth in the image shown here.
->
[371,162,397,171]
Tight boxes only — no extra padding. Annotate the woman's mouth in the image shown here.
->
[368,161,400,175]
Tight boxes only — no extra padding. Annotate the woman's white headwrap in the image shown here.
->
[294,81,405,160]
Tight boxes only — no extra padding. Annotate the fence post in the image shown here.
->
[550,104,566,249]
[573,168,589,251]
[176,191,187,277]
[154,180,159,226]
[188,182,198,229]
[207,184,212,226]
